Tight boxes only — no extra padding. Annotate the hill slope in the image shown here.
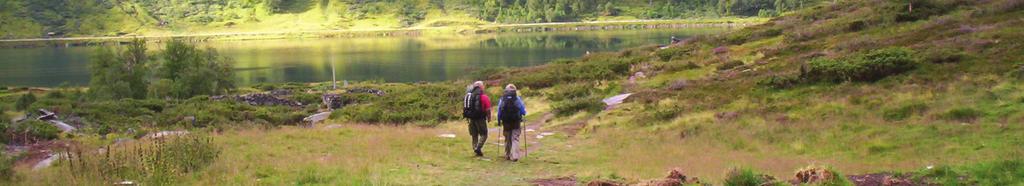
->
[0,0,814,38]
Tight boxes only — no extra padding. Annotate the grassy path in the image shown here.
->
[176,113,928,185]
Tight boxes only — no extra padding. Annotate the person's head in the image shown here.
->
[473,81,485,89]
[505,84,517,91]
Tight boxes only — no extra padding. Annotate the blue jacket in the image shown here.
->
[497,96,527,120]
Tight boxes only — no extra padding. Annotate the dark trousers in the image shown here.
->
[469,119,488,151]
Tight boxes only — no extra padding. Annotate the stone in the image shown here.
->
[794,167,836,184]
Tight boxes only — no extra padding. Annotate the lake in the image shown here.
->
[0,28,725,87]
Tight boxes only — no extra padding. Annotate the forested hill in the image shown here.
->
[0,0,819,39]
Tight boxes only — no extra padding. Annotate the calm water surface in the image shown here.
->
[0,28,725,87]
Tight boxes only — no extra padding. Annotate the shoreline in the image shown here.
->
[0,18,761,49]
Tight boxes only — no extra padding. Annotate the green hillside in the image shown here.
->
[0,0,816,38]
[2,0,1023,185]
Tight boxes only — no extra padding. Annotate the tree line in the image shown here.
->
[89,39,235,100]
[2,0,819,36]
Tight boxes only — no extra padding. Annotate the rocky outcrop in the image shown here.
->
[218,93,302,107]
[347,88,386,96]
[321,94,345,110]
[794,167,837,184]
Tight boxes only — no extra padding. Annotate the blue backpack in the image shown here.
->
[500,91,522,123]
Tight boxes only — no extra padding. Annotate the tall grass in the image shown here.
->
[58,135,220,184]
[918,159,1024,185]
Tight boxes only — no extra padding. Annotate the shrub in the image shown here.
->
[552,96,605,116]
[655,47,693,61]
[545,83,593,102]
[802,47,917,83]
[509,54,643,89]
[724,168,780,186]
[15,120,61,141]
[15,93,36,111]
[882,102,929,121]
[804,58,860,83]
[940,107,984,122]
[291,92,322,105]
[847,20,868,32]
[890,0,954,22]
[0,153,12,181]
[635,106,682,124]
[660,61,701,72]
[60,135,220,184]
[1012,64,1024,80]
[718,60,745,71]
[155,40,235,99]
[725,29,752,45]
[330,83,461,124]
[758,75,801,89]
[922,47,968,64]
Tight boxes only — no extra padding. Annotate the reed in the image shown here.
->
[57,135,219,185]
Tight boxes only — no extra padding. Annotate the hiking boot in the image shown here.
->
[474,149,483,157]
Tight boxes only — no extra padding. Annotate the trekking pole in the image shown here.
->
[523,121,528,159]
[493,120,497,158]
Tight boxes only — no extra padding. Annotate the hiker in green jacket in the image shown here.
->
[497,84,527,162]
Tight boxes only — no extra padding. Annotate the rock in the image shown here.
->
[233,93,302,107]
[847,173,917,186]
[585,180,621,186]
[32,153,65,170]
[667,80,689,91]
[348,88,386,96]
[637,168,701,186]
[47,120,76,132]
[665,168,686,180]
[714,112,740,121]
[882,175,914,186]
[713,46,729,54]
[602,94,633,107]
[794,167,836,184]
[37,109,57,120]
[531,176,577,186]
[269,89,291,96]
[321,94,345,109]
[146,130,189,139]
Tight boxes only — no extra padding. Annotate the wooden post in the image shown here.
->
[331,59,337,90]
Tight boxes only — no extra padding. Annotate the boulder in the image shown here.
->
[322,94,345,109]
[794,167,836,184]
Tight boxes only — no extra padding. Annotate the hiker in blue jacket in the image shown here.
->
[497,84,527,162]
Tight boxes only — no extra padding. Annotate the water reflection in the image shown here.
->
[0,28,724,87]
